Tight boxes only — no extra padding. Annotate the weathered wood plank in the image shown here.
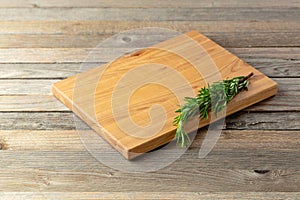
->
[230,48,300,60]
[210,32,300,48]
[0,47,134,63]
[0,34,110,48]
[0,48,298,64]
[0,166,297,192]
[231,48,300,77]
[0,192,299,200]
[249,61,300,78]
[0,111,298,130]
[0,63,83,79]
[245,95,300,112]
[0,21,298,35]
[0,130,82,151]
[0,0,299,8]
[0,96,67,111]
[245,78,300,111]
[1,21,298,48]
[1,130,298,151]
[0,32,299,48]
[0,130,298,170]
[226,112,300,130]
[0,8,298,21]
[0,112,75,130]
[211,130,300,151]
[0,80,58,95]
[188,130,300,169]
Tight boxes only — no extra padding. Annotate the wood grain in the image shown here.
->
[1,130,298,151]
[0,96,66,111]
[226,112,300,130]
[0,0,299,8]
[0,192,299,200]
[0,0,298,196]
[0,63,103,79]
[0,48,140,63]
[0,80,57,95]
[1,21,298,35]
[0,112,75,130]
[0,8,298,21]
[0,48,298,64]
[245,78,300,111]
[53,31,278,159]
[0,32,299,48]
[0,167,298,192]
[0,130,298,170]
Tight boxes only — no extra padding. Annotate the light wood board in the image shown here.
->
[52,30,278,159]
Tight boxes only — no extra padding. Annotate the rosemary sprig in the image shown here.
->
[173,72,254,147]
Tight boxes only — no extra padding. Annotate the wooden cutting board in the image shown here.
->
[52,30,278,160]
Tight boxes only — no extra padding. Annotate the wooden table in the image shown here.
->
[0,0,299,199]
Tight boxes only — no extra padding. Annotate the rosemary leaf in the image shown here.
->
[174,72,254,147]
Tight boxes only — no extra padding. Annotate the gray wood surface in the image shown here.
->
[0,0,299,199]
[0,192,298,199]
[0,22,299,47]
[1,0,299,8]
[0,8,298,21]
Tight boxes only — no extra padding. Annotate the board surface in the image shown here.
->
[52,30,278,160]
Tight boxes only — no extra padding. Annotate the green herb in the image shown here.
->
[173,72,254,147]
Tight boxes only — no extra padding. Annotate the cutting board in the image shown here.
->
[52,30,278,160]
